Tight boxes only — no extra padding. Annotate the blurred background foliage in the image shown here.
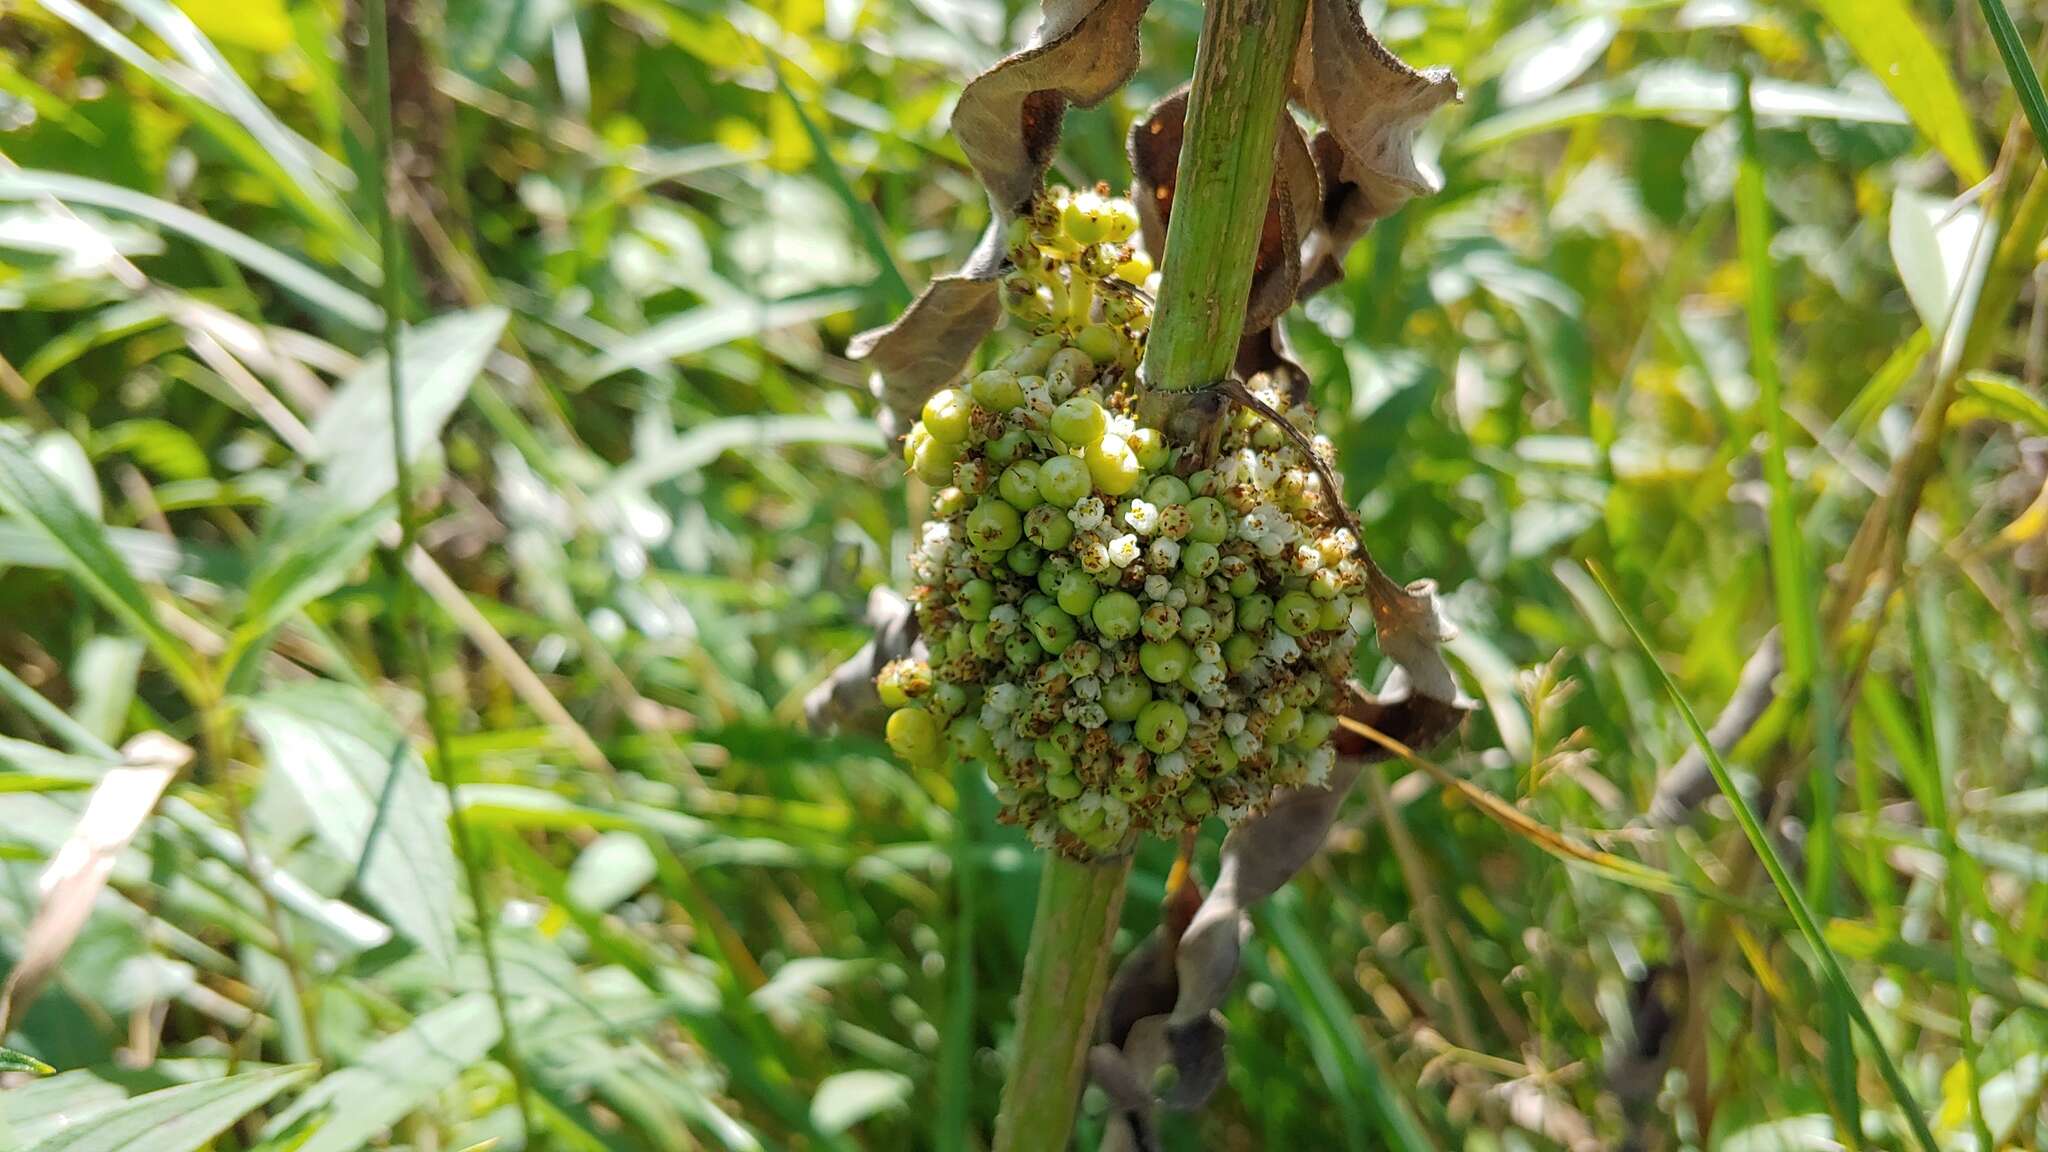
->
[0,0,2046,1149]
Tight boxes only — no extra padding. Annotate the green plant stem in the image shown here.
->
[1136,0,1310,406]
[361,0,536,1140]
[992,852,1133,1152]
[991,2,1310,1147]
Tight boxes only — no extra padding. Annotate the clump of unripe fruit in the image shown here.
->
[882,185,1364,859]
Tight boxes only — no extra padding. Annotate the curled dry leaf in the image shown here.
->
[804,586,922,733]
[1093,583,1470,1146]
[849,0,1151,433]
[0,732,191,1035]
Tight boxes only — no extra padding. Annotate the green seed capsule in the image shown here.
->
[1181,541,1220,579]
[1085,434,1142,496]
[1091,591,1141,640]
[1004,333,1063,375]
[1144,476,1192,508]
[1047,347,1096,393]
[1029,604,1079,654]
[1180,784,1214,818]
[1102,674,1152,721]
[967,501,1023,551]
[1025,504,1074,550]
[950,715,995,760]
[1061,640,1102,678]
[969,622,995,658]
[1179,604,1215,642]
[1140,603,1181,642]
[958,579,995,621]
[1187,497,1229,544]
[1222,632,1257,673]
[1035,738,1074,777]
[1128,427,1168,471]
[1056,569,1100,617]
[1038,455,1093,507]
[1050,395,1108,447]
[911,434,958,485]
[988,428,1030,465]
[1037,562,1066,597]
[1318,597,1349,630]
[1045,771,1082,800]
[886,707,943,765]
[931,681,968,717]
[931,486,969,519]
[1238,593,1274,632]
[998,461,1044,509]
[1139,638,1193,683]
[1075,323,1126,365]
[1267,705,1303,745]
[1007,540,1045,575]
[1004,631,1044,666]
[1137,700,1188,753]
[922,388,971,444]
[1276,592,1320,636]
[971,368,1024,411]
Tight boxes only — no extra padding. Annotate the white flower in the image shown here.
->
[1303,746,1335,787]
[1189,661,1227,693]
[1107,534,1141,568]
[1070,496,1107,531]
[1107,413,1137,439]
[1229,729,1262,758]
[1124,499,1160,534]
[1166,587,1188,609]
[1223,712,1248,736]
[1066,700,1108,729]
[1144,574,1172,601]
[1148,538,1181,569]
[1264,631,1302,663]
[1157,751,1188,779]
[1195,640,1224,665]
[1072,675,1102,700]
[988,682,1025,713]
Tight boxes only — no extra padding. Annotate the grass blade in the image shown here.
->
[1586,561,1940,1152]
[1975,0,2048,158]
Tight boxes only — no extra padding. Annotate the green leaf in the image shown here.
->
[579,290,860,385]
[1975,0,2048,161]
[0,1070,127,1146]
[224,487,390,683]
[1952,371,2048,434]
[261,995,504,1152]
[242,681,460,967]
[307,307,508,509]
[809,1070,913,1135]
[566,830,659,911]
[0,425,201,694]
[604,414,887,495]
[22,1064,310,1152]
[1810,0,1987,183]
[0,170,379,329]
[1889,190,1992,344]
[0,1046,54,1075]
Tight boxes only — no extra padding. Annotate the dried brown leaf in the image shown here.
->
[851,0,1153,431]
[0,732,190,1034]
[1291,0,1461,294]
[804,587,923,733]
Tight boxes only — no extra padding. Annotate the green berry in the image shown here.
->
[886,707,943,765]
[958,579,995,621]
[999,461,1044,509]
[931,486,969,519]
[1144,476,1192,508]
[1140,603,1180,642]
[1050,396,1108,447]
[1102,674,1152,721]
[1139,638,1192,684]
[1187,497,1229,544]
[971,369,1023,411]
[1085,435,1142,496]
[1267,705,1303,745]
[1038,455,1092,506]
[922,388,971,444]
[1179,604,1215,642]
[1046,772,1082,800]
[1182,541,1220,579]
[1056,569,1099,617]
[1007,540,1045,575]
[950,716,995,760]
[1075,323,1125,365]
[967,501,1023,551]
[1025,504,1074,550]
[1222,632,1257,673]
[1090,591,1141,641]
[1029,604,1079,654]
[1137,700,1188,753]
[988,428,1030,465]
[1128,427,1168,471]
[1004,631,1043,666]
[1238,593,1274,632]
[1276,591,1320,636]
[1319,597,1350,630]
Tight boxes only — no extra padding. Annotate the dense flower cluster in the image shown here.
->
[880,186,1363,857]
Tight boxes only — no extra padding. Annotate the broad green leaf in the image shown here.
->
[29,432,99,520]
[0,425,200,692]
[18,299,172,388]
[809,1070,912,1135]
[1810,0,1987,182]
[1460,61,1907,150]
[308,307,509,510]
[1951,371,2048,434]
[567,830,660,910]
[1497,14,1616,103]
[0,170,379,330]
[579,290,860,384]
[170,0,293,52]
[224,487,389,682]
[261,995,503,1152]
[1889,191,1992,345]
[0,1069,126,1147]
[242,681,459,967]
[22,1064,310,1152]
[604,414,887,495]
[63,636,141,748]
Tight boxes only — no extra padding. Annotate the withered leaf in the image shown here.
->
[851,0,1153,431]
[803,587,923,733]
[1291,0,1461,295]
